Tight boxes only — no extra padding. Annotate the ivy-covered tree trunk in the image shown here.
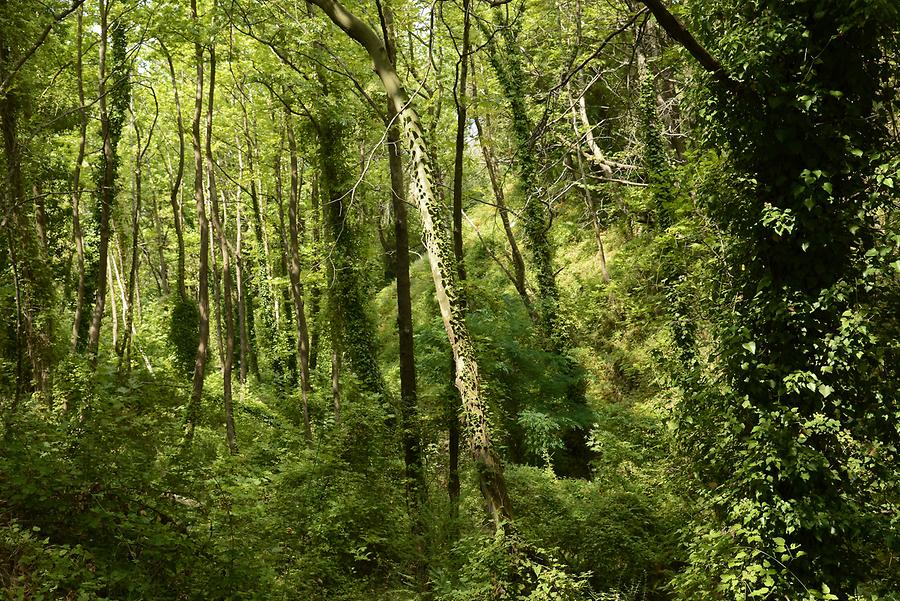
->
[484,12,564,350]
[1,33,53,399]
[308,0,512,526]
[643,1,900,597]
[87,2,129,362]
[318,105,387,404]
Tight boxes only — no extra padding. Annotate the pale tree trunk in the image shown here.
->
[150,180,169,295]
[240,105,265,380]
[120,94,153,371]
[210,211,224,370]
[185,0,210,442]
[309,0,511,526]
[569,97,610,282]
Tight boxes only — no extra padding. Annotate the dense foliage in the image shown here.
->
[0,0,897,599]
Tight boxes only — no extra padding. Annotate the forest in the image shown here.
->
[1,0,899,598]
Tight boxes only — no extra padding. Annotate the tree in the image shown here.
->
[307,0,512,527]
[642,0,900,597]
[185,0,210,442]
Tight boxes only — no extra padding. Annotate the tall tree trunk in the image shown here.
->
[309,0,511,527]
[273,134,297,394]
[150,180,169,295]
[160,40,187,300]
[205,46,237,454]
[378,0,427,582]
[234,136,253,384]
[86,0,112,360]
[472,110,532,310]
[308,173,322,372]
[485,12,565,351]
[210,212,224,370]
[234,160,250,384]
[88,4,128,362]
[284,110,313,441]
[185,0,210,442]
[119,96,145,372]
[1,33,52,398]
[243,106,277,378]
[447,0,473,522]
[318,106,386,403]
[70,4,88,354]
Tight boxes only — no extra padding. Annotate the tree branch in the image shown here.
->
[639,0,736,88]
[0,0,86,94]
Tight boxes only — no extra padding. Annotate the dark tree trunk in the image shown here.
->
[285,109,313,441]
[206,47,237,454]
[160,40,187,300]
[70,4,88,354]
[185,0,210,443]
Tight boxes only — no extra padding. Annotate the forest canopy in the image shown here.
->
[1,0,899,599]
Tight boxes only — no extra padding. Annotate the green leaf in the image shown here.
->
[742,341,757,354]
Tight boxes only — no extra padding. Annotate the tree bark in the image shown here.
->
[205,46,237,454]
[447,0,473,522]
[185,0,210,443]
[160,40,187,300]
[471,110,533,311]
[234,146,250,384]
[119,96,146,371]
[638,0,735,88]
[377,1,427,580]
[285,109,313,442]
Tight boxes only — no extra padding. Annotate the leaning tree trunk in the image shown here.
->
[308,0,511,527]
[447,0,473,525]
